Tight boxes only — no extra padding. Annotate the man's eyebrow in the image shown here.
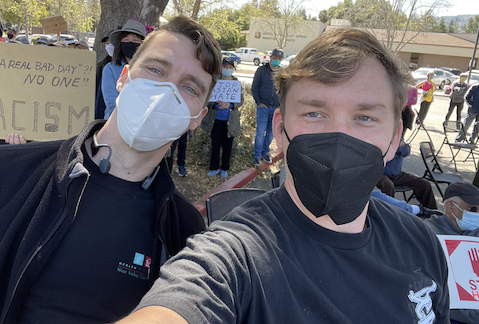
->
[185,73,207,96]
[297,99,388,111]
[139,56,207,96]
[141,56,172,68]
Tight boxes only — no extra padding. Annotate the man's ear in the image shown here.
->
[116,65,129,93]
[273,109,284,151]
[188,107,208,130]
[385,120,403,162]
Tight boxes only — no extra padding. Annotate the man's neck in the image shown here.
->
[86,111,169,182]
[284,179,368,234]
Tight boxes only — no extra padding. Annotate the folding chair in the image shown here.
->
[436,121,477,171]
[419,141,463,198]
[205,188,267,225]
[405,108,434,145]
[394,185,415,202]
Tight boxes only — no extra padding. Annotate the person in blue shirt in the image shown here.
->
[102,19,146,119]
[376,139,438,209]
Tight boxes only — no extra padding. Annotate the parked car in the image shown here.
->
[221,51,241,67]
[280,54,296,68]
[87,37,95,49]
[412,67,456,89]
[444,72,479,95]
[235,47,266,66]
[440,67,462,76]
[30,34,50,45]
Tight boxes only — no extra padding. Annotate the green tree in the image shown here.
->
[318,0,354,25]
[350,0,450,54]
[199,6,247,50]
[464,15,479,33]
[437,16,447,33]
[447,19,458,33]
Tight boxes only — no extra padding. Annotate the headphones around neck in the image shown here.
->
[91,131,112,174]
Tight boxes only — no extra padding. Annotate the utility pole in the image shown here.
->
[468,26,479,83]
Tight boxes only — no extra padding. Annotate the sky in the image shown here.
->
[297,0,479,17]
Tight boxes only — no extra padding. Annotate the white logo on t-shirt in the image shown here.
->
[408,281,437,324]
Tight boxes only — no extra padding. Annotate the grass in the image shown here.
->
[171,83,281,201]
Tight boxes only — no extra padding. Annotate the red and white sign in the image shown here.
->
[437,235,479,309]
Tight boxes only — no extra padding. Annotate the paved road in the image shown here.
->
[250,90,477,212]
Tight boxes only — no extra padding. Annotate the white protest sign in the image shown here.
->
[209,80,242,103]
[437,235,479,309]
[0,42,95,141]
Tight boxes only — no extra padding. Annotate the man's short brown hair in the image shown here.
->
[129,15,222,106]
[274,27,410,129]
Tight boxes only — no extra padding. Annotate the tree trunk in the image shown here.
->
[95,0,169,63]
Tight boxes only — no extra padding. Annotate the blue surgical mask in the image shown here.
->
[453,202,479,231]
[271,59,281,67]
[222,69,233,77]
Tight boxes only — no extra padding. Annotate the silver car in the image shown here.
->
[412,67,457,89]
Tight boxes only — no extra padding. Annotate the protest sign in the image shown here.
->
[0,43,95,141]
[40,16,67,35]
[209,80,242,103]
[437,235,479,309]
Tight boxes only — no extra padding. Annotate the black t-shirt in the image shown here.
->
[19,145,159,323]
[137,186,449,323]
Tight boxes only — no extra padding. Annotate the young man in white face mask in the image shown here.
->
[0,15,222,324]
[116,28,449,324]
[425,182,479,324]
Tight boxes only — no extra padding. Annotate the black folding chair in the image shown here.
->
[436,121,477,171]
[394,185,415,202]
[419,141,463,198]
[205,188,267,225]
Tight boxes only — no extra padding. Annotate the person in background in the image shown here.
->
[168,132,189,177]
[401,86,417,138]
[102,19,147,119]
[202,56,243,178]
[376,139,438,209]
[95,29,117,120]
[424,181,479,324]
[446,73,469,122]
[0,22,5,42]
[75,40,89,50]
[416,70,437,124]
[456,82,479,144]
[251,48,284,166]
[116,27,449,324]
[0,15,221,323]
[6,27,16,42]
[36,37,51,46]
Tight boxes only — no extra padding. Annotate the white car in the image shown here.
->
[280,55,296,68]
[87,37,95,49]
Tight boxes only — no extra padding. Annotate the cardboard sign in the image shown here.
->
[209,80,242,103]
[437,235,479,309]
[0,43,95,141]
[40,16,68,34]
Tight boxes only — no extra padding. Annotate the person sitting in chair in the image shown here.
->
[376,139,438,209]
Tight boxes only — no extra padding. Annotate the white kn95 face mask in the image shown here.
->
[116,69,202,151]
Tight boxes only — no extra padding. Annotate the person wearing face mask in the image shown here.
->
[415,70,437,124]
[102,19,147,119]
[5,27,16,42]
[0,16,222,323]
[446,73,469,122]
[201,56,244,178]
[251,48,284,166]
[456,82,479,144]
[424,181,479,324]
[116,28,449,324]
[95,29,117,119]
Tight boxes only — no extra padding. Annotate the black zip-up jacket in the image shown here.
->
[0,120,206,323]
[251,63,280,108]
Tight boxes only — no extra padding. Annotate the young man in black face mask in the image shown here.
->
[116,28,450,324]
